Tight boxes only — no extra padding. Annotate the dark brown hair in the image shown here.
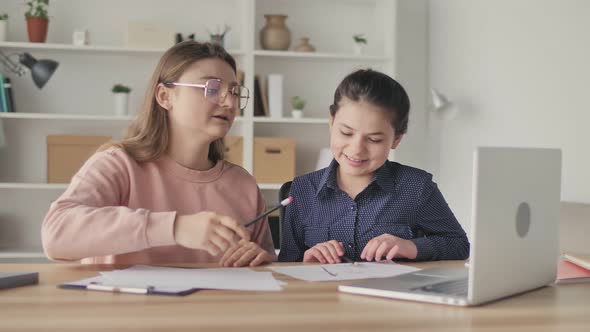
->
[329,69,410,136]
[102,41,237,162]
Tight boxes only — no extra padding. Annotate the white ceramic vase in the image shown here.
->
[291,109,303,118]
[114,93,129,116]
[353,43,364,55]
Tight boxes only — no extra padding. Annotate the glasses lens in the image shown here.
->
[238,86,249,110]
[205,79,222,102]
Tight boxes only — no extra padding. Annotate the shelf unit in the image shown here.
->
[0,0,397,260]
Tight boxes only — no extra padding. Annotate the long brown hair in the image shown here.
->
[102,41,237,163]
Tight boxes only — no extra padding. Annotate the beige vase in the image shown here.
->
[260,14,291,50]
[294,37,315,52]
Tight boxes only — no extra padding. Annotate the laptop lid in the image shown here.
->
[468,147,561,305]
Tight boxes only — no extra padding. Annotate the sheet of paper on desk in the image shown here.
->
[269,262,420,282]
[98,265,283,291]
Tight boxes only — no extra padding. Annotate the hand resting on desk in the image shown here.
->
[361,234,417,261]
[219,240,273,267]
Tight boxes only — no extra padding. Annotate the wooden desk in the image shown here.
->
[0,261,589,331]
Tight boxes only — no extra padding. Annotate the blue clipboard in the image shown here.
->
[58,276,199,296]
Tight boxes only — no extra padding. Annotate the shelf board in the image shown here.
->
[254,50,389,61]
[259,183,283,190]
[0,112,132,121]
[0,41,244,56]
[0,252,46,259]
[0,112,245,122]
[0,183,68,190]
[252,117,328,124]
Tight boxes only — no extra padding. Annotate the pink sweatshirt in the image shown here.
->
[42,148,276,264]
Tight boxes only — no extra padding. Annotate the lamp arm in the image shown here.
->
[0,50,26,76]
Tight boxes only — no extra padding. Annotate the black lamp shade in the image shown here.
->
[19,53,59,89]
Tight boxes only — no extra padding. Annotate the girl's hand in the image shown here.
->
[303,240,346,264]
[361,234,417,261]
[219,240,273,267]
[173,211,250,256]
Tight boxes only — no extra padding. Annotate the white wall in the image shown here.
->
[429,0,590,232]
[393,0,430,172]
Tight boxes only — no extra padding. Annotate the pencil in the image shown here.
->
[245,196,293,227]
[340,255,358,265]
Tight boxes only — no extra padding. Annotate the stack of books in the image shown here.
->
[556,253,590,284]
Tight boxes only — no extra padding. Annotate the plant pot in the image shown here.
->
[353,43,364,55]
[26,17,49,43]
[291,109,303,118]
[0,20,7,42]
[260,14,291,50]
[114,93,129,116]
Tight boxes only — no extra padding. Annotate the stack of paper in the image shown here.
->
[62,265,283,294]
[100,265,283,291]
[269,262,420,282]
[556,253,590,284]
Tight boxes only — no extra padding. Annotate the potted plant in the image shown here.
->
[0,14,8,42]
[353,34,367,55]
[25,0,49,43]
[112,84,131,116]
[290,96,306,118]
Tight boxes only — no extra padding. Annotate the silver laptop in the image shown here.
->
[339,147,562,306]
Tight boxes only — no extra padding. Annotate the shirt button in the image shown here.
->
[347,243,354,249]
[350,206,356,211]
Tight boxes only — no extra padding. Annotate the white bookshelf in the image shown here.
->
[0,183,68,190]
[0,112,244,122]
[0,0,397,260]
[258,183,284,190]
[0,41,244,56]
[0,112,133,121]
[253,50,388,61]
[252,117,329,124]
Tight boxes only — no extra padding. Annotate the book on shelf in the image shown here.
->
[267,74,283,118]
[253,75,265,117]
[259,75,269,116]
[556,253,590,284]
[4,78,15,113]
[0,73,6,112]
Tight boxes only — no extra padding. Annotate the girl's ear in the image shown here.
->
[155,83,172,110]
[391,134,403,149]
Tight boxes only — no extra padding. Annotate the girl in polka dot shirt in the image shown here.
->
[279,69,469,263]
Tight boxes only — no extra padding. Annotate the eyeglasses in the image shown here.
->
[163,79,249,110]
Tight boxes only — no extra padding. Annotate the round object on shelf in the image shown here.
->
[260,14,291,50]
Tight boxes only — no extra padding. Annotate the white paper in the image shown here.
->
[98,265,283,291]
[269,262,420,282]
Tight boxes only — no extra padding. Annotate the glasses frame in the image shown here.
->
[163,79,250,111]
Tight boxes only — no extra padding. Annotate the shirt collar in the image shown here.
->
[373,161,397,193]
[315,159,397,196]
[316,158,339,196]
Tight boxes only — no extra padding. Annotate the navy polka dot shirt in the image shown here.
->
[278,159,470,262]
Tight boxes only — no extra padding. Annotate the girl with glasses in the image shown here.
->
[42,41,275,267]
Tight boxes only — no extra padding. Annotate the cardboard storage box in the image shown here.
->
[224,136,243,166]
[253,137,296,184]
[47,135,112,183]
